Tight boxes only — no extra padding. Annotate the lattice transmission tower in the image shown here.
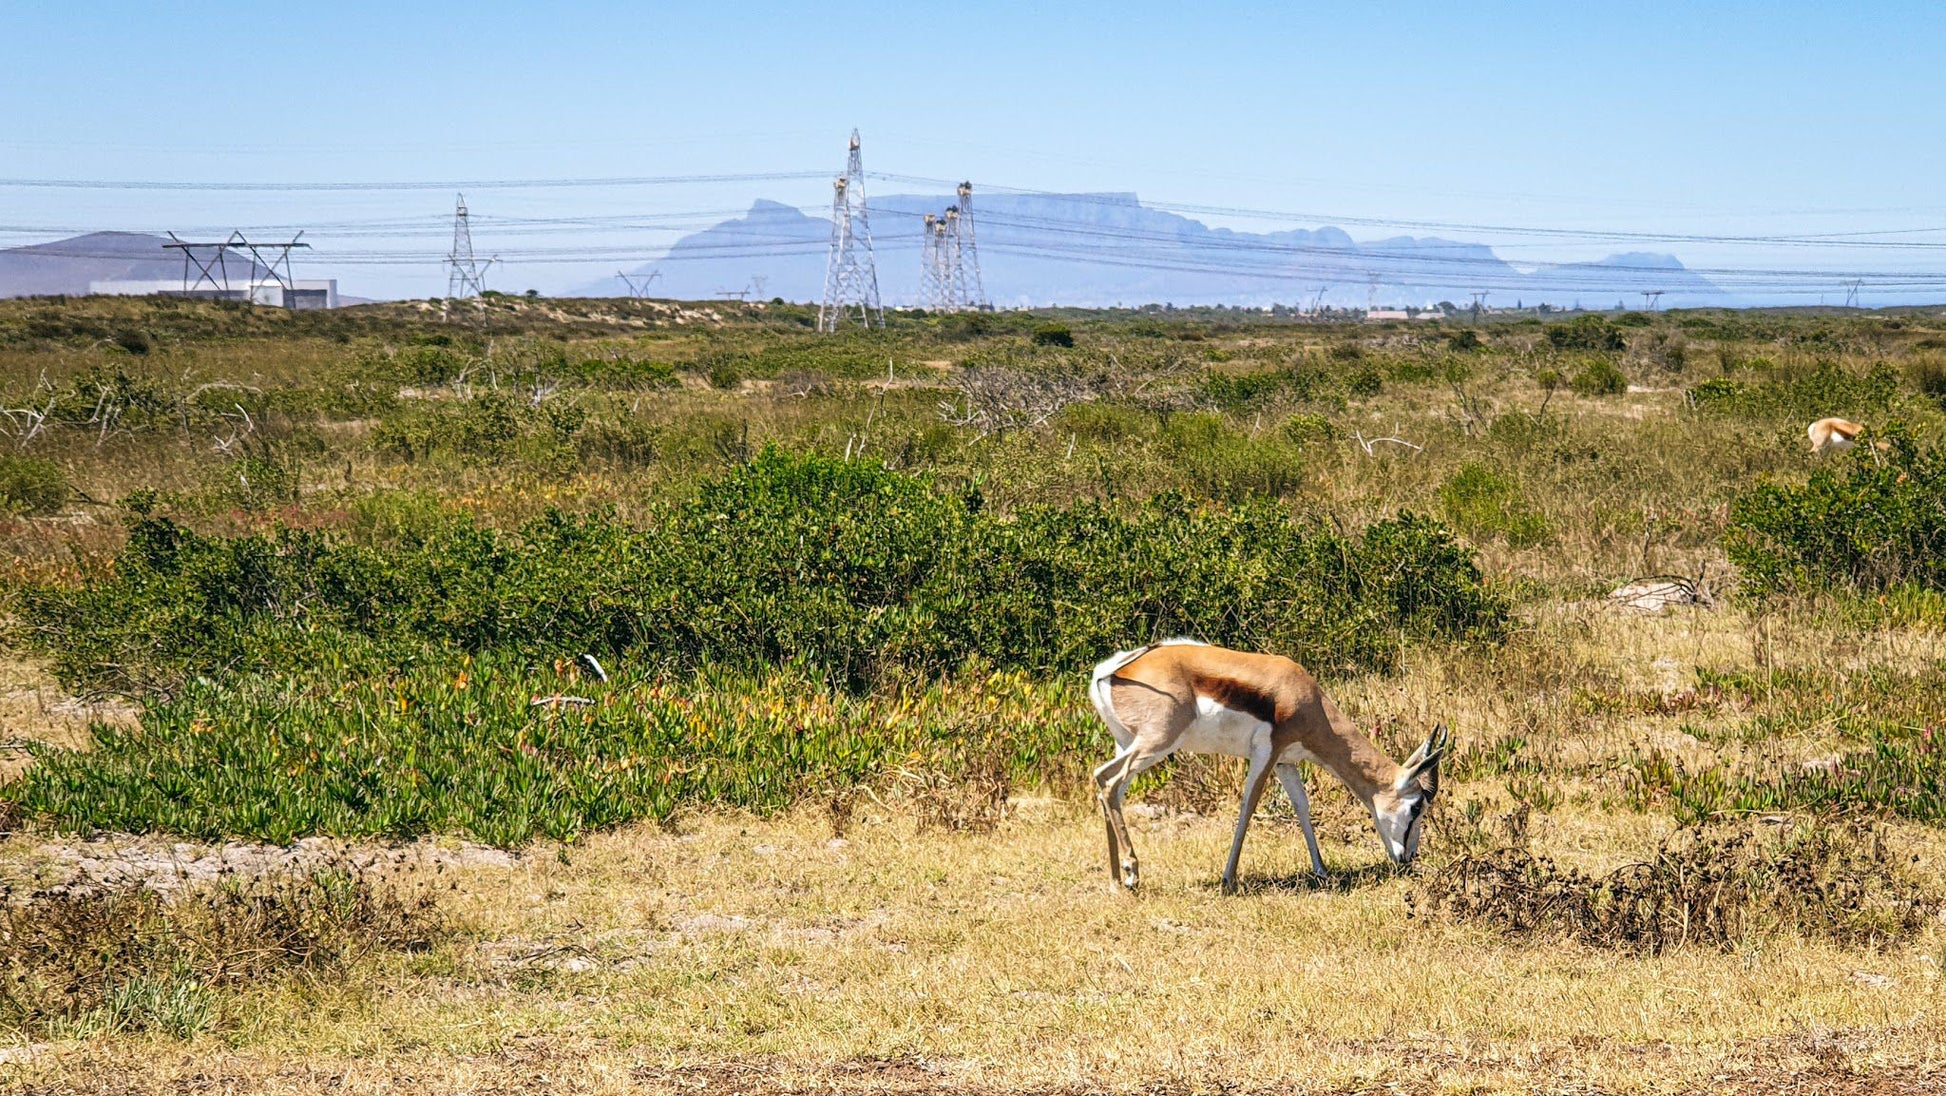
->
[818,130,882,331]
[950,181,987,311]
[918,185,990,314]
[920,213,952,311]
[445,194,494,300]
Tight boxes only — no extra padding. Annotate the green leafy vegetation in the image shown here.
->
[3,661,1095,845]
[1726,433,1946,596]
[1437,463,1550,547]
[16,450,1505,698]
[0,454,68,515]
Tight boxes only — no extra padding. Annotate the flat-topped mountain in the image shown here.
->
[583,194,1733,309]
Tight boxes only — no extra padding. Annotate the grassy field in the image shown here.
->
[1,295,1945,1093]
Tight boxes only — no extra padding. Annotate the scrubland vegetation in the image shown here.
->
[2,292,1945,1092]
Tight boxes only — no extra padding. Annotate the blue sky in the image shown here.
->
[3,2,1943,301]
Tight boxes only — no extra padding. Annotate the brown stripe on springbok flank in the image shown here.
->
[1193,674,1279,726]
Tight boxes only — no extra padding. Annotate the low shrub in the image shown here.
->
[0,860,448,1038]
[205,455,297,512]
[15,449,1507,697]
[1907,352,1946,406]
[0,455,68,515]
[1629,725,1946,826]
[1570,358,1627,396]
[1438,463,1550,547]
[373,392,581,467]
[1031,323,1075,348]
[1199,369,1288,411]
[1416,821,1935,953]
[1726,432,1946,596]
[1546,316,1626,352]
[563,356,679,388]
[1281,413,1339,445]
[1347,367,1384,397]
[1686,361,1902,420]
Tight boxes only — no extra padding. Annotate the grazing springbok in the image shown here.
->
[1089,638,1447,895]
[1808,417,1864,453]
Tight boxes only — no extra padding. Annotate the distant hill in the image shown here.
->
[0,232,277,298]
[579,194,1736,310]
[1517,252,1728,311]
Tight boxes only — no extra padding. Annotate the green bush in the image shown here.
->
[1281,413,1339,445]
[1546,316,1625,352]
[16,449,1507,698]
[577,416,659,467]
[1686,362,1901,420]
[1199,369,1288,411]
[1159,415,1307,502]
[1570,358,1627,396]
[1685,376,1740,407]
[1726,432,1946,597]
[1630,715,1946,826]
[372,392,578,467]
[206,456,297,512]
[1058,403,1145,442]
[1031,323,1075,348]
[1906,353,1946,406]
[1438,463,1550,547]
[564,356,680,388]
[0,455,68,515]
[362,344,470,387]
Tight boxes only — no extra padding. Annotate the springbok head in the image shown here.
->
[1370,724,1449,866]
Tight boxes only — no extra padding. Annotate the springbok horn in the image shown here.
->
[1397,724,1450,787]
[1403,737,1430,768]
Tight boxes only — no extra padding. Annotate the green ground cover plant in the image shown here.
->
[3,660,1097,845]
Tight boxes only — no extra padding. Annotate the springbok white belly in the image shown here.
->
[1173,695,1311,766]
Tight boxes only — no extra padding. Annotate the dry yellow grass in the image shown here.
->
[3,608,1944,1094]
[4,799,1942,1093]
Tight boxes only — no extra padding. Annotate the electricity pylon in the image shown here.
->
[445,194,494,300]
[920,213,952,311]
[951,181,987,310]
[616,270,661,298]
[818,130,882,331]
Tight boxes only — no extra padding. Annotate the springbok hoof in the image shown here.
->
[1119,861,1140,891]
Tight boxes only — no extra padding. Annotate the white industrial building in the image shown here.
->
[88,278,339,309]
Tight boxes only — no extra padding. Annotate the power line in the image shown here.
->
[0,171,831,192]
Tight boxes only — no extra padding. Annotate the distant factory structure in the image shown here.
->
[86,231,342,309]
[88,277,339,309]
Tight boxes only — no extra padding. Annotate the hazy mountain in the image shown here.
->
[582,194,1735,309]
[1517,252,1729,311]
[0,232,269,298]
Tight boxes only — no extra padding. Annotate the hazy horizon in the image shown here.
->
[4,2,1943,304]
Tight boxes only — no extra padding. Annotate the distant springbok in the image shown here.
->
[1088,639,1447,895]
[1808,417,1864,453]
